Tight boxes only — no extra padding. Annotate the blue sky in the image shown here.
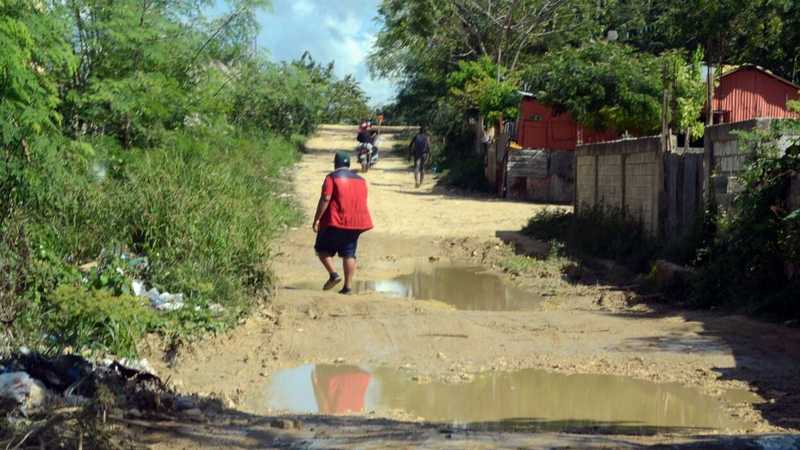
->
[213,0,397,106]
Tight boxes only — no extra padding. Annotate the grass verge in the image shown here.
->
[523,206,659,272]
[2,126,301,357]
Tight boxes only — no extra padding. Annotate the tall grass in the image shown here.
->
[7,125,302,354]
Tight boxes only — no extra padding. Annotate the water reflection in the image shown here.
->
[265,364,378,415]
[288,265,542,311]
[312,365,372,414]
[262,364,756,432]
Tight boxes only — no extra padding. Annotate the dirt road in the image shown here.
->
[145,125,800,449]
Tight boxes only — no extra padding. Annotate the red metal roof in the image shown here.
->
[721,65,799,91]
[713,66,800,124]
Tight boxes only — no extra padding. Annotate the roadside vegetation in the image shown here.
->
[372,1,800,188]
[371,0,800,318]
[692,105,800,317]
[0,1,371,357]
[522,208,660,273]
[498,241,569,277]
[523,105,800,317]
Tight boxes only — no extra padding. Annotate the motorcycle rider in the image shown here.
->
[356,122,373,146]
[356,122,379,164]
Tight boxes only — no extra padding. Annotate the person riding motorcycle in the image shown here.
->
[356,123,379,165]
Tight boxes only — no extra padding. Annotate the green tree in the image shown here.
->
[605,0,800,81]
[0,0,74,219]
[448,57,520,125]
[230,58,328,136]
[60,0,270,147]
[665,48,706,144]
[525,43,663,134]
[292,52,371,124]
[371,0,602,127]
[323,75,372,124]
[372,0,600,79]
[525,43,706,137]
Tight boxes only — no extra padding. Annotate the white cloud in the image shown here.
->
[255,0,397,106]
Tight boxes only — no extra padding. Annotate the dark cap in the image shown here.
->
[334,151,350,168]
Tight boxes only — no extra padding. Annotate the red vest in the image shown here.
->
[320,169,373,231]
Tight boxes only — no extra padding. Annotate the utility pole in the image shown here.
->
[706,64,714,125]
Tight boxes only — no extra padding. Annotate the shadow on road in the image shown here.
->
[132,409,800,449]
[495,230,800,434]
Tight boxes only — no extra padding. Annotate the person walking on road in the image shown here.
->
[409,126,431,188]
[312,151,373,294]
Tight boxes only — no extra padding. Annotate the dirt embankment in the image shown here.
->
[140,125,800,449]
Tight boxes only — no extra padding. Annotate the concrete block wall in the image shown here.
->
[576,136,664,236]
[705,119,771,207]
[576,154,596,209]
[624,150,660,234]
[597,154,624,208]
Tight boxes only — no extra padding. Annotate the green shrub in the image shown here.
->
[523,206,659,271]
[103,128,300,310]
[290,133,308,152]
[692,118,800,316]
[47,285,161,357]
[499,243,568,276]
[9,127,302,352]
[0,1,335,355]
[430,129,493,192]
[0,216,29,326]
[437,156,492,191]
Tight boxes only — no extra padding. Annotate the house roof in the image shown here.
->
[721,65,800,90]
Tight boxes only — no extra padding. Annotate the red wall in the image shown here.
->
[517,98,618,150]
[713,67,800,124]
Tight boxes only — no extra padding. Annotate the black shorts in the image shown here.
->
[314,227,362,258]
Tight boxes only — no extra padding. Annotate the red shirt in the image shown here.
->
[320,168,373,231]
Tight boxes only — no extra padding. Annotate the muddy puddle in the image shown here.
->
[255,364,758,433]
[288,265,541,311]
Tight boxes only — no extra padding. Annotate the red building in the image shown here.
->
[713,66,800,124]
[515,95,619,150]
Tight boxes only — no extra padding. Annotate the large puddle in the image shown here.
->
[289,265,541,311]
[257,364,758,433]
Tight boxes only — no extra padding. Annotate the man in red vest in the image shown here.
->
[312,152,373,294]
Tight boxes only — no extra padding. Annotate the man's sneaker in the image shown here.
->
[323,273,342,291]
[338,287,352,295]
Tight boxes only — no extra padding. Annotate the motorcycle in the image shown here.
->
[355,141,379,172]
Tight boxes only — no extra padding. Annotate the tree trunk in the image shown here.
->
[685,127,690,152]
[474,114,484,156]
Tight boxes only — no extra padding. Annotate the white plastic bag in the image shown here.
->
[0,372,47,415]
